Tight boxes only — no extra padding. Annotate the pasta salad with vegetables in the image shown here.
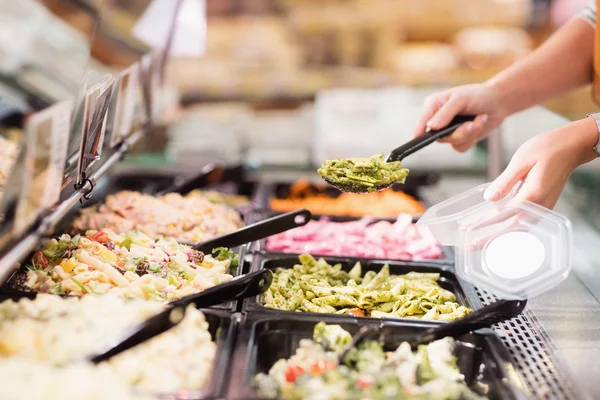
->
[12,229,237,301]
[262,254,471,321]
[253,322,486,400]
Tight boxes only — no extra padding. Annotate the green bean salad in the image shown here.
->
[261,254,471,321]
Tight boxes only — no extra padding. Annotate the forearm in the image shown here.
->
[485,18,594,117]
[574,117,600,166]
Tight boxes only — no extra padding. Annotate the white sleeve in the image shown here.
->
[577,2,596,27]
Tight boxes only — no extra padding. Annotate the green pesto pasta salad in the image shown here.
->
[261,254,471,321]
[253,322,486,400]
[12,229,238,301]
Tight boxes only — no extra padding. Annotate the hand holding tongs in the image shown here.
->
[323,115,476,193]
[385,115,476,163]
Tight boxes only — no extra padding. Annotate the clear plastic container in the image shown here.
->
[416,183,572,300]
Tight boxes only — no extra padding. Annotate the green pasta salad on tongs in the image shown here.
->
[318,154,409,193]
[252,322,486,400]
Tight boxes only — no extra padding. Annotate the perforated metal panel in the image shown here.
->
[475,288,584,400]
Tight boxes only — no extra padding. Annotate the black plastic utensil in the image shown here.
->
[191,209,312,253]
[155,163,225,196]
[337,323,384,364]
[323,115,476,193]
[86,269,272,364]
[338,299,526,364]
[405,299,527,347]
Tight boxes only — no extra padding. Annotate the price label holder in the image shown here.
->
[0,129,26,223]
[131,59,149,133]
[108,63,139,148]
[75,75,114,188]
[67,73,91,164]
[12,100,73,236]
[138,51,164,127]
[0,139,25,250]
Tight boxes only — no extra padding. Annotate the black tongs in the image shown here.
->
[385,115,475,163]
[323,115,475,193]
[338,299,527,364]
[86,269,272,364]
[189,209,312,253]
[156,163,225,196]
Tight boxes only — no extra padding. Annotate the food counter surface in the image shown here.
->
[425,176,600,400]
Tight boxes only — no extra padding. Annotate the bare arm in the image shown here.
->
[414,17,596,151]
[487,18,594,116]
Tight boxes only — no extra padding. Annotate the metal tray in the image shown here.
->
[0,243,247,312]
[247,210,454,265]
[226,315,525,400]
[242,254,473,323]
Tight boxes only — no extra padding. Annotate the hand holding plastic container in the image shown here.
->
[416,183,572,300]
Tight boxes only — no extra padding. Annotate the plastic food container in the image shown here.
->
[417,183,572,300]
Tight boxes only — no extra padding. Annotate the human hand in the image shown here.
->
[483,117,599,209]
[413,84,507,152]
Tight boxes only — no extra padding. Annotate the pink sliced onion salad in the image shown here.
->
[266,214,443,260]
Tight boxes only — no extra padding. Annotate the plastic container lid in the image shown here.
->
[416,183,572,300]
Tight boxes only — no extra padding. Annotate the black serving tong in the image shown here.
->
[338,299,527,364]
[155,163,225,196]
[86,269,272,364]
[323,115,476,193]
[188,209,312,253]
[385,115,476,164]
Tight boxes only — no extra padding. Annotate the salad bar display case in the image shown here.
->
[0,156,595,399]
[0,4,598,394]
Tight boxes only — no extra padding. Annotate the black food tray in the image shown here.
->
[0,243,247,312]
[260,173,436,216]
[160,309,236,400]
[87,165,259,203]
[54,173,257,235]
[0,302,236,400]
[265,171,439,205]
[247,211,453,265]
[226,315,525,400]
[242,254,473,323]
